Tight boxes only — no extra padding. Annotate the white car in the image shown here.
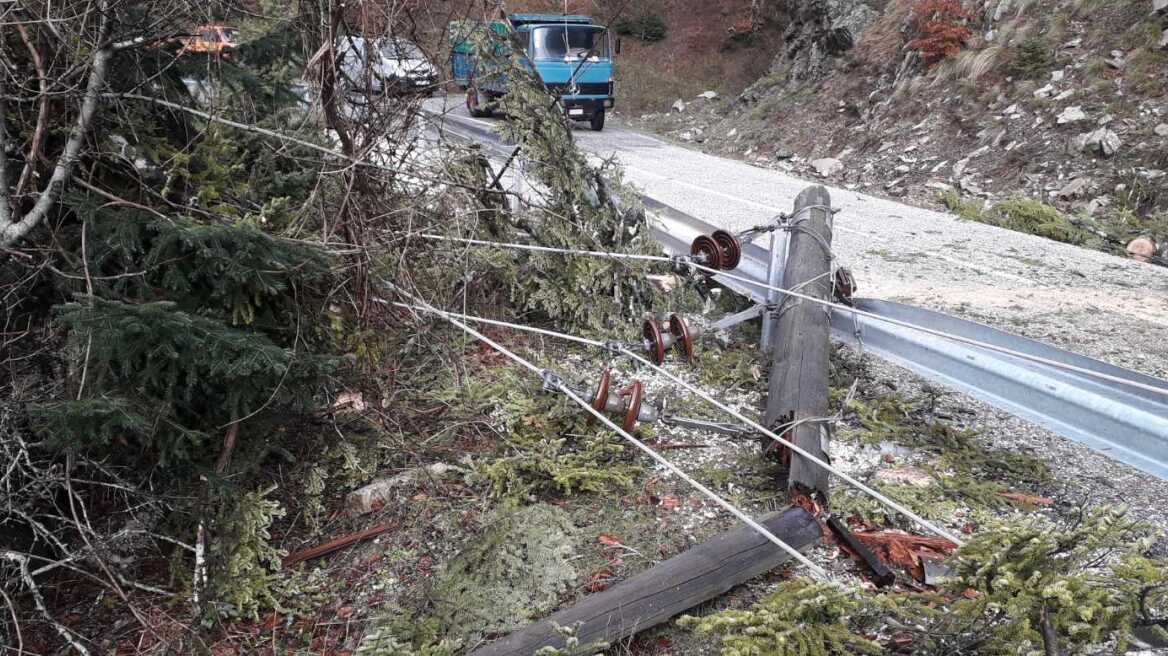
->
[335,36,438,95]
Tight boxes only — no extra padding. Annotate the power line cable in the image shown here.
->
[420,233,1168,399]
[387,286,827,577]
[392,299,963,545]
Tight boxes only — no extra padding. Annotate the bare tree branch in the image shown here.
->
[1,552,92,656]
[0,9,112,248]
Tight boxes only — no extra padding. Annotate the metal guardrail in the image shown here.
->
[433,106,1168,481]
[648,200,1168,481]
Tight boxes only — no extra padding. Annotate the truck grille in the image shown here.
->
[545,82,612,96]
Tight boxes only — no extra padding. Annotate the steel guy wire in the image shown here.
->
[386,301,605,348]
[618,347,965,546]
[559,385,828,578]
[392,299,961,545]
[420,233,1168,399]
[387,289,826,577]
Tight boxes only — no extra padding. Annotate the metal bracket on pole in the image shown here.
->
[760,228,790,353]
[710,304,768,332]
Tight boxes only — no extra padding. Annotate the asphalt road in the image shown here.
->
[423,96,1168,381]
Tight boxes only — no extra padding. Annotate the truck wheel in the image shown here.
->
[466,83,492,118]
[590,109,605,132]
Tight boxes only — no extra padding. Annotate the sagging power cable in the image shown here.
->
[420,233,1168,400]
[391,299,963,546]
[386,286,828,577]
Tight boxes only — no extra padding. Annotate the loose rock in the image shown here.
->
[1056,106,1087,124]
[1127,236,1157,262]
[1057,177,1093,200]
[671,99,686,113]
[811,157,844,177]
[1073,128,1122,157]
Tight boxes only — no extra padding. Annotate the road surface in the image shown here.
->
[423,96,1168,381]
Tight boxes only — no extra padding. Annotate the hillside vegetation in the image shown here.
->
[626,0,1168,263]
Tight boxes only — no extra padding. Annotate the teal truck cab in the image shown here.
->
[450,14,617,131]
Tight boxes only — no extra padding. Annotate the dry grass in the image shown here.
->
[852,0,915,70]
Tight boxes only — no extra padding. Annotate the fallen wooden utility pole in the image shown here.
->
[469,507,820,655]
[764,185,834,499]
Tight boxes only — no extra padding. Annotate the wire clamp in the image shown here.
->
[603,339,625,355]
[669,254,696,275]
[539,369,565,394]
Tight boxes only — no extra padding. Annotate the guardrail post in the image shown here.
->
[764,185,834,499]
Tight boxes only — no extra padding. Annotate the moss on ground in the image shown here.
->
[430,504,579,643]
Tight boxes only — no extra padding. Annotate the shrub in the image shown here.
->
[614,14,667,42]
[1007,38,1054,80]
[908,0,976,67]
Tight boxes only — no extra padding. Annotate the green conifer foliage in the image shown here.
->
[942,507,1168,654]
[459,33,658,334]
[678,579,895,656]
[38,296,337,470]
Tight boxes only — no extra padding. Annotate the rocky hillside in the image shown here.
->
[627,0,1168,263]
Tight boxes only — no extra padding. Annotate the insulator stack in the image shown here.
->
[833,267,857,306]
[641,313,697,365]
[583,369,657,431]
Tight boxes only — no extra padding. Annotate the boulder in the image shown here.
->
[1156,0,1168,14]
[1073,128,1122,157]
[1127,236,1157,263]
[1155,123,1168,137]
[810,157,844,177]
[1056,106,1087,124]
[671,99,686,113]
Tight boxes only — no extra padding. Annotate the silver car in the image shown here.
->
[335,35,438,95]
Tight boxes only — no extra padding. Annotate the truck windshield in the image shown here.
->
[530,26,609,61]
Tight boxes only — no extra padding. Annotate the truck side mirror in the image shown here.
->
[615,38,622,55]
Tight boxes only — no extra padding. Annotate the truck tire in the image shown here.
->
[590,109,605,132]
[466,82,492,118]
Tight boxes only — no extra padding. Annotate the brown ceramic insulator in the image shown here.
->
[668,313,694,363]
[642,319,666,365]
[587,369,611,425]
[619,380,644,433]
[690,234,723,272]
[711,229,742,270]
